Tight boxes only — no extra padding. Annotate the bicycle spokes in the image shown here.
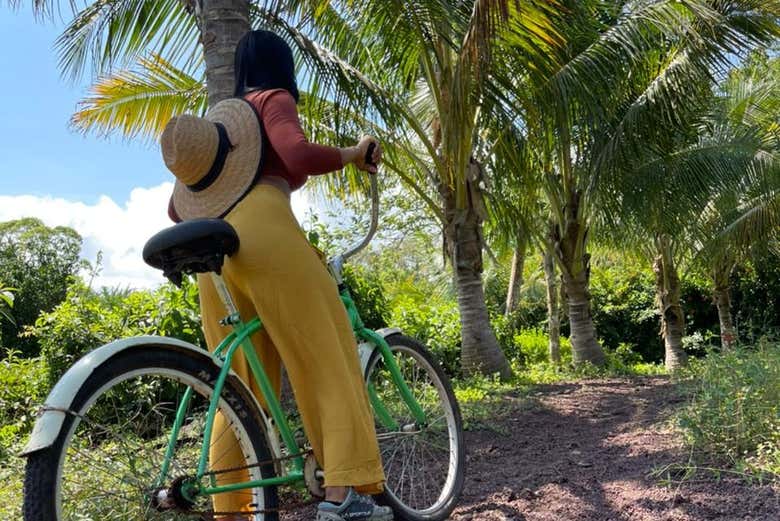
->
[367,344,461,514]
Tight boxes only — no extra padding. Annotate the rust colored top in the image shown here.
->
[245,88,343,187]
[168,88,343,222]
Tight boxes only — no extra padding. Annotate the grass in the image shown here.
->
[0,448,24,519]
[453,374,533,432]
[452,354,666,433]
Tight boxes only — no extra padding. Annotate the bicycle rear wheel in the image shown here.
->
[365,334,465,521]
[23,344,278,521]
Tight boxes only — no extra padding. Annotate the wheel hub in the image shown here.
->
[304,454,325,499]
[151,476,198,512]
[401,422,421,433]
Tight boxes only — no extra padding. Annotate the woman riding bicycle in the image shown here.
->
[164,29,390,521]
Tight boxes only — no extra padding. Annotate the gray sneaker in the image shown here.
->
[316,488,394,521]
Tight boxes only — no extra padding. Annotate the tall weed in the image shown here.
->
[678,343,780,481]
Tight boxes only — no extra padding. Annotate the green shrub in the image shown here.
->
[514,328,572,365]
[489,318,574,368]
[483,266,547,327]
[29,278,203,387]
[490,313,525,365]
[0,350,46,459]
[344,265,390,330]
[602,345,665,376]
[390,294,461,377]
[589,256,660,360]
[678,343,780,480]
[11,278,204,459]
[731,253,780,343]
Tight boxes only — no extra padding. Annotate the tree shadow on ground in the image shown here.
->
[451,376,779,521]
[281,377,778,521]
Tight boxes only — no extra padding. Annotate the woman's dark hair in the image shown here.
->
[234,30,299,102]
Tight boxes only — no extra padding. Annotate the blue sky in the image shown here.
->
[0,8,166,202]
[0,7,310,288]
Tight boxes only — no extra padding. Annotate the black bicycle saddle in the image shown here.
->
[142,219,239,286]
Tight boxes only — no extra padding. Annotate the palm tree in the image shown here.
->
[693,53,780,350]
[478,109,563,363]
[603,50,779,369]
[268,1,569,378]
[44,1,567,379]
[490,0,779,366]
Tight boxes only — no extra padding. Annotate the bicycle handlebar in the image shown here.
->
[341,173,379,262]
[327,146,380,285]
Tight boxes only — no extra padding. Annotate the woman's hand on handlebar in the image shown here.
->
[341,135,381,174]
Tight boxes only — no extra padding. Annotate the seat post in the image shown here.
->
[209,272,240,324]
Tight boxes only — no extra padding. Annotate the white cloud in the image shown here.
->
[0,184,311,289]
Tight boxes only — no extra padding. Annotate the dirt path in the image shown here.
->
[283,377,779,520]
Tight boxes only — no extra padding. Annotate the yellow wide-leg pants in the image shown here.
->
[197,184,385,514]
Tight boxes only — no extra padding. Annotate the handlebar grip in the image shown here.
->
[365,142,377,167]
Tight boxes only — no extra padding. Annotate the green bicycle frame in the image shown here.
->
[339,287,427,428]
[157,280,428,498]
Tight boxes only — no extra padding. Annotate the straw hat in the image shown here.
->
[162,98,263,220]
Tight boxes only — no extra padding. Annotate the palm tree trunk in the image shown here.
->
[504,242,526,316]
[441,167,512,380]
[653,235,687,371]
[543,248,561,365]
[198,0,251,106]
[550,194,604,366]
[561,265,604,366]
[712,262,737,350]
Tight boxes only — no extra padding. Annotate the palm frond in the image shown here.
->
[300,97,444,223]
[72,53,206,139]
[254,6,442,171]
[55,0,200,81]
[716,169,780,252]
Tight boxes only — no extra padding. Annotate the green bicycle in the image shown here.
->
[22,175,465,521]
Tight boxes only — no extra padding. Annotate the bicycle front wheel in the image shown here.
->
[23,344,278,521]
[365,334,465,521]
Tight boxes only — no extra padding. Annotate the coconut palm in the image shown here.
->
[489,0,780,366]
[478,108,563,361]
[601,48,779,369]
[691,54,780,350]
[252,1,571,378]
[35,1,568,378]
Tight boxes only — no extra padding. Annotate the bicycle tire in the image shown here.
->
[23,343,279,521]
[365,333,465,521]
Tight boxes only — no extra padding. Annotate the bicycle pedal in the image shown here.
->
[304,453,325,499]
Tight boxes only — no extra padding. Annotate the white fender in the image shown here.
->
[358,327,402,374]
[19,335,287,461]
[21,330,403,460]
[375,327,402,338]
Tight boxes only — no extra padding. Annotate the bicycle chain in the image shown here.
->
[202,448,313,477]
[194,449,321,515]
